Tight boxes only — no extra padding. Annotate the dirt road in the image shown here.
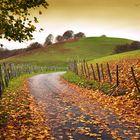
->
[28,72,139,140]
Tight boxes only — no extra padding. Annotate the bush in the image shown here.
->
[113,41,140,54]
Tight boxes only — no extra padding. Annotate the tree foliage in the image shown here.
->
[55,35,63,43]
[26,42,43,51]
[0,0,49,43]
[74,32,85,39]
[62,30,74,40]
[44,34,54,46]
[101,35,107,37]
[113,41,140,54]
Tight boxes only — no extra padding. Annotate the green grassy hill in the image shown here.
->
[1,37,132,66]
[88,49,140,64]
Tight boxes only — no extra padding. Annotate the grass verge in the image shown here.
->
[63,71,117,95]
[63,71,140,97]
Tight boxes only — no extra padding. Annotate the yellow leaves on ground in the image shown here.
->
[0,81,54,140]
[62,79,140,139]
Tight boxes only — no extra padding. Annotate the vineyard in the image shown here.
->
[68,57,140,96]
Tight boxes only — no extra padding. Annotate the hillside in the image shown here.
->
[1,37,132,66]
[88,49,140,64]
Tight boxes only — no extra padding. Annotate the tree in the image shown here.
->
[26,42,43,51]
[44,34,54,46]
[74,32,85,39]
[55,35,63,43]
[0,0,49,43]
[62,30,74,40]
[101,35,107,37]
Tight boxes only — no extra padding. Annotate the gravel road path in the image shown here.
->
[28,72,139,140]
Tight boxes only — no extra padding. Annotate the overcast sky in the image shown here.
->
[1,0,140,50]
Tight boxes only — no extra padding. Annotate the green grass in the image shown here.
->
[4,74,37,93]
[1,37,132,66]
[63,71,115,94]
[3,72,47,93]
[88,49,140,64]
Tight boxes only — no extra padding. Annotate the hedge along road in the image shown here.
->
[28,72,139,140]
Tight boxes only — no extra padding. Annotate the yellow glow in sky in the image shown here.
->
[1,0,140,49]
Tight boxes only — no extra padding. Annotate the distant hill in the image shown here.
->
[0,37,132,66]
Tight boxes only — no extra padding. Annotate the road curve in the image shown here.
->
[28,72,139,140]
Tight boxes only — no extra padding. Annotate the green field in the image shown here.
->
[1,37,132,66]
[88,49,140,64]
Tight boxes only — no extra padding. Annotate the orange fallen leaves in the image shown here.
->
[0,81,54,140]
[62,78,140,139]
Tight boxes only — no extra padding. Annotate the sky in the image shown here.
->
[1,0,140,50]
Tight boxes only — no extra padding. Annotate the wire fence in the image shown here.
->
[68,59,140,95]
[0,63,67,97]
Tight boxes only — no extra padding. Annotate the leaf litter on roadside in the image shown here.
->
[0,81,54,140]
[61,78,140,140]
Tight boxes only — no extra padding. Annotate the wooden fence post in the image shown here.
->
[83,60,87,77]
[3,63,9,87]
[101,64,105,81]
[86,62,90,79]
[116,65,119,87]
[81,62,84,76]
[9,63,13,79]
[74,60,78,75]
[107,63,112,83]
[0,81,2,96]
[0,65,3,96]
[131,67,140,93]
[90,64,96,80]
[0,64,4,89]
[96,63,101,82]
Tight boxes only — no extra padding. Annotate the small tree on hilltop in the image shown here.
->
[74,32,85,39]
[55,35,63,43]
[62,30,74,41]
[44,34,54,46]
[26,42,43,51]
[101,35,107,37]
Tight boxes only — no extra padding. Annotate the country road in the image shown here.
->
[28,72,140,140]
